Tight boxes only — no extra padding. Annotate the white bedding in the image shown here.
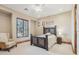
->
[48,34,57,48]
[37,34,46,37]
[37,33,52,37]
[37,34,57,49]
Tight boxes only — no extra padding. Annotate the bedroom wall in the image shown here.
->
[36,11,72,42]
[0,11,12,38]
[0,5,37,42]
[30,20,37,36]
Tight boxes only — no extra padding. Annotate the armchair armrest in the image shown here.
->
[8,39,14,42]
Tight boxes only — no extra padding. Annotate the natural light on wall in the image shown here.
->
[58,28,64,37]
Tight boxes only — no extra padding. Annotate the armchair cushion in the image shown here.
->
[0,33,16,49]
[0,33,9,42]
[6,41,16,48]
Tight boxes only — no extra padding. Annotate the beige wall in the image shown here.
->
[0,12,12,38]
[30,20,37,35]
[0,5,37,42]
[36,11,72,41]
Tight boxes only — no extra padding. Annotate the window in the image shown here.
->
[16,18,29,38]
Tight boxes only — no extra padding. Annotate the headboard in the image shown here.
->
[43,25,57,36]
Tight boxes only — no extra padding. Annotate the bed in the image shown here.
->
[30,25,57,50]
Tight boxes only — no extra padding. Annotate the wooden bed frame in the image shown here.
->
[30,25,57,50]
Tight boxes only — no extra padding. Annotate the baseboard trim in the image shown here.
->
[62,41,72,44]
[71,43,77,55]
[17,40,30,44]
[62,41,75,54]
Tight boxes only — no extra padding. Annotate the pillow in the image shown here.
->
[48,34,57,39]
[45,32,51,35]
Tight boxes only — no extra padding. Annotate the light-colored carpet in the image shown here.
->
[49,43,74,55]
[0,42,74,55]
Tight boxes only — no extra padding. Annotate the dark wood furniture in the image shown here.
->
[0,42,17,52]
[57,37,62,44]
[30,25,57,50]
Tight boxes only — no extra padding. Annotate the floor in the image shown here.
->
[0,41,74,55]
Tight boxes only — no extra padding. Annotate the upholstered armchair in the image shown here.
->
[0,33,17,52]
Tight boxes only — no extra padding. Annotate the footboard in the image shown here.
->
[30,34,48,50]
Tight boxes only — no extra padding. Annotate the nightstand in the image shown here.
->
[57,37,62,44]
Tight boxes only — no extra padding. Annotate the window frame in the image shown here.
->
[16,17,29,38]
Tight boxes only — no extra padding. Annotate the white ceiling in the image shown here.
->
[3,4,73,18]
